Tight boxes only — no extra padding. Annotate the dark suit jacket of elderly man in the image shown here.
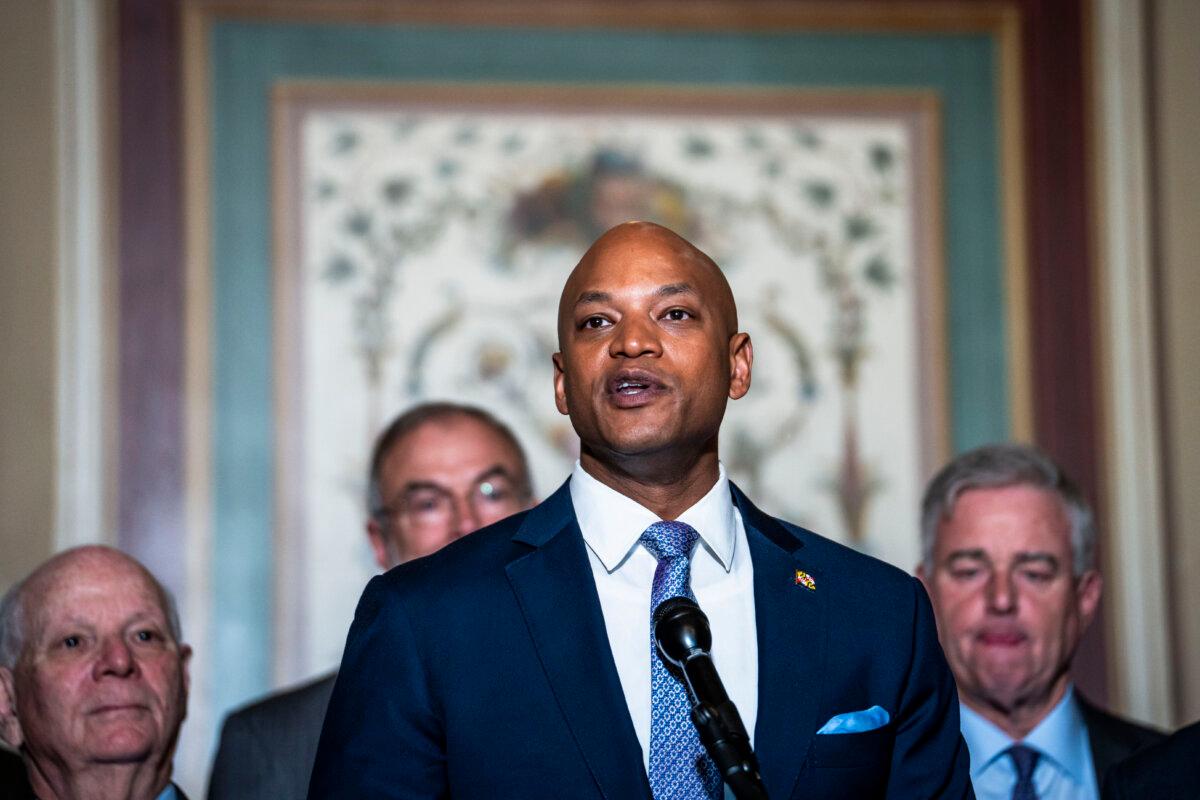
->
[308,481,974,799]
[207,672,336,800]
[1101,718,1198,800]
[0,746,191,800]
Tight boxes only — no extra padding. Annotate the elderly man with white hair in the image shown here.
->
[0,546,191,800]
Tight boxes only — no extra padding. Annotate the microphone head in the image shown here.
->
[653,596,712,667]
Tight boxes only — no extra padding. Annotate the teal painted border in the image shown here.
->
[209,21,1006,714]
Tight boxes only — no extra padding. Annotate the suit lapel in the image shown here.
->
[733,484,826,800]
[505,481,651,800]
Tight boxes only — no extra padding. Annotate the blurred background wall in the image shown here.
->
[0,1,59,589]
[0,1,1195,796]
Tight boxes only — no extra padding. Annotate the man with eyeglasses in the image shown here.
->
[207,402,533,800]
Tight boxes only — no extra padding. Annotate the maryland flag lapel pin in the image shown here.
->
[794,569,816,591]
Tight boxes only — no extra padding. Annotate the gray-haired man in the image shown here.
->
[917,443,1161,800]
[207,402,534,800]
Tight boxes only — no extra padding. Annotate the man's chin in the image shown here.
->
[969,670,1042,712]
[84,727,158,765]
[593,424,677,459]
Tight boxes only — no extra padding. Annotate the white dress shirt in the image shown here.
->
[960,686,1100,800]
[569,460,758,772]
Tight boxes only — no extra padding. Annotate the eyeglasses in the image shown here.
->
[374,473,530,530]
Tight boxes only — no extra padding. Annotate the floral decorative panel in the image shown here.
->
[274,85,947,679]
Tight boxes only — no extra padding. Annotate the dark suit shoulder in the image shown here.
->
[371,507,539,599]
[224,671,337,730]
[0,747,32,800]
[1103,719,1200,799]
[1079,694,1165,748]
[209,672,337,800]
[1078,693,1166,780]
[778,518,916,585]
[730,479,921,600]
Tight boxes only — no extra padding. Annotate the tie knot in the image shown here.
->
[640,520,699,561]
[1006,744,1040,783]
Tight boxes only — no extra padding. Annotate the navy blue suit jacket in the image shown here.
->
[308,481,972,799]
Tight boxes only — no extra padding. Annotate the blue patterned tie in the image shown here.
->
[640,521,722,800]
[1007,744,1040,800]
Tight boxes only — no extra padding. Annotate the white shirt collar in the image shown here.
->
[960,685,1094,784]
[569,460,737,574]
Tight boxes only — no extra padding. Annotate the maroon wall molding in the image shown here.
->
[117,0,187,603]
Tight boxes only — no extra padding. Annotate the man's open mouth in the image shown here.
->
[607,371,667,406]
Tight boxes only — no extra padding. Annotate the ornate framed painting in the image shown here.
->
[272,82,950,680]
[164,2,1039,790]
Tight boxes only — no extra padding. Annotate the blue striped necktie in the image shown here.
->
[639,520,722,800]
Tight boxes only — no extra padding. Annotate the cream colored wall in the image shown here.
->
[1154,0,1200,727]
[0,1,58,590]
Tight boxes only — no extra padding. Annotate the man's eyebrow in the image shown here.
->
[574,290,611,306]
[398,480,449,496]
[44,615,96,633]
[656,282,696,299]
[573,284,698,307]
[945,549,988,564]
[1013,552,1061,570]
[471,465,514,486]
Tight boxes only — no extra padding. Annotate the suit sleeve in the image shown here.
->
[885,578,975,799]
[207,710,261,799]
[307,575,447,799]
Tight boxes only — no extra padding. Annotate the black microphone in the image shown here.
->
[653,597,769,800]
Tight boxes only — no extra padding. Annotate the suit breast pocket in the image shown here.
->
[809,724,893,768]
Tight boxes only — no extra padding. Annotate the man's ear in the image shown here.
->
[728,333,753,400]
[552,352,569,415]
[1076,570,1103,628]
[366,519,391,572]
[180,644,193,696]
[0,667,24,749]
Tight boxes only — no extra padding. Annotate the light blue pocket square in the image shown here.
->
[816,705,891,734]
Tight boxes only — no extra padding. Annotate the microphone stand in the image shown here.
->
[654,598,770,800]
[682,666,769,800]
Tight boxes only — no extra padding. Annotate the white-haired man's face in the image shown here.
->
[0,549,190,782]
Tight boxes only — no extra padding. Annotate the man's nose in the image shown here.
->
[452,496,482,538]
[609,316,662,359]
[985,571,1017,614]
[93,637,136,678]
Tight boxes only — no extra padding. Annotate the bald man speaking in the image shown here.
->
[308,223,972,799]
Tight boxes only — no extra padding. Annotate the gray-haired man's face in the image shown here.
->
[920,484,1101,717]
[367,416,532,568]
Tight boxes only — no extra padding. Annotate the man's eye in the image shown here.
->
[663,308,692,321]
[404,491,450,516]
[949,568,981,581]
[62,636,81,649]
[134,630,159,643]
[581,316,610,330]
[1021,570,1054,584]
[480,486,513,502]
